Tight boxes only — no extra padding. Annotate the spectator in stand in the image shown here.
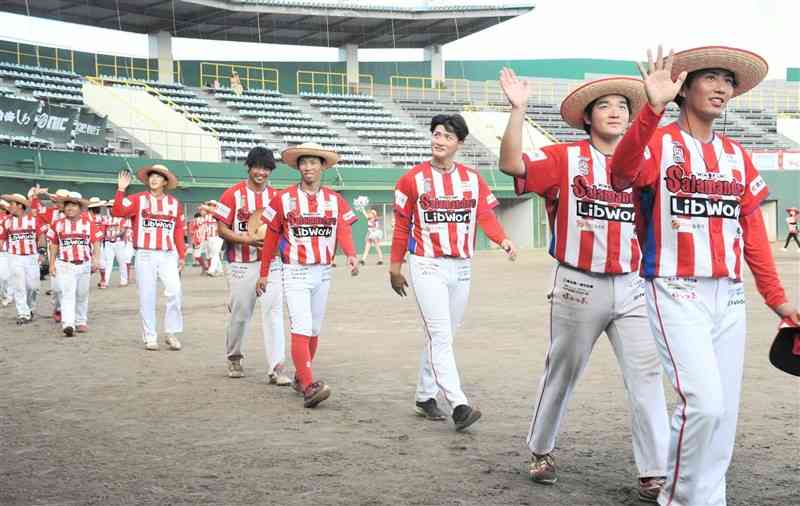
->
[230,71,244,96]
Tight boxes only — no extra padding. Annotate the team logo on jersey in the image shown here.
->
[672,142,685,164]
[236,208,253,232]
[287,212,336,238]
[577,156,590,176]
[141,210,176,231]
[571,176,632,204]
[419,193,476,224]
[664,166,744,196]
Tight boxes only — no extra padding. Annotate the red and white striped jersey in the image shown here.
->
[203,213,218,238]
[394,161,499,259]
[261,185,357,265]
[625,122,767,279]
[111,191,186,256]
[123,218,133,243]
[103,216,129,242]
[189,217,202,245]
[48,216,103,262]
[215,181,278,263]
[0,213,47,255]
[515,141,641,274]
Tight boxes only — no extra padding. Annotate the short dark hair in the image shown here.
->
[675,69,738,108]
[582,95,632,134]
[430,113,469,141]
[246,146,276,170]
[194,212,201,218]
[297,155,325,166]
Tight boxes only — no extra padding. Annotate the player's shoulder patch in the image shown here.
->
[394,189,408,209]
[525,148,549,162]
[214,201,232,218]
[262,206,277,223]
[342,209,356,222]
[122,197,132,208]
[644,146,652,160]
[486,193,498,206]
[749,175,766,195]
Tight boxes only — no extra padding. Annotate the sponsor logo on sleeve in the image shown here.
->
[749,176,766,195]
[262,206,276,223]
[526,149,548,162]
[215,201,232,219]
[394,190,408,208]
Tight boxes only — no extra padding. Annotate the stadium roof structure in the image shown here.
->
[2,0,535,49]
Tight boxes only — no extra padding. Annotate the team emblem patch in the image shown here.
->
[672,142,685,164]
[577,156,590,176]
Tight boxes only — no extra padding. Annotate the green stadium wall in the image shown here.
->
[787,68,800,81]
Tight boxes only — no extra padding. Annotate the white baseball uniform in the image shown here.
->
[514,141,669,478]
[48,216,103,329]
[112,190,186,345]
[102,216,131,286]
[392,161,508,409]
[215,181,285,374]
[0,212,47,319]
[40,206,65,313]
[611,105,787,506]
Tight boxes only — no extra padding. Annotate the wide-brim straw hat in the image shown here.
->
[61,192,89,207]
[0,193,31,208]
[0,199,9,209]
[560,77,647,130]
[247,208,268,240]
[87,197,107,209]
[136,164,179,190]
[671,46,768,98]
[281,143,339,170]
[49,189,71,202]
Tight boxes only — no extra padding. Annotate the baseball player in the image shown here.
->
[214,146,290,384]
[102,200,132,286]
[782,207,799,251]
[35,189,68,322]
[189,212,203,268]
[256,142,359,408]
[86,197,109,288]
[112,164,186,351]
[390,114,517,432]
[47,192,102,336]
[202,201,224,277]
[498,71,669,499]
[360,208,385,266]
[0,190,47,324]
[0,199,13,307]
[610,46,800,506]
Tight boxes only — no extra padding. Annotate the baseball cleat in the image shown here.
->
[145,341,159,351]
[452,404,482,431]
[414,398,447,421]
[228,359,244,378]
[76,325,88,333]
[303,381,331,408]
[16,315,32,325]
[63,326,74,337]
[292,376,304,395]
[529,453,557,484]
[1,296,12,307]
[638,476,666,503]
[267,364,291,386]
[165,334,182,351]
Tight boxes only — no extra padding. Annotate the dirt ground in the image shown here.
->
[1,247,798,506]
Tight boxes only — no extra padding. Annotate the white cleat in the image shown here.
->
[165,334,182,351]
[145,341,159,351]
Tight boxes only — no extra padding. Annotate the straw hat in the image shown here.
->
[136,164,179,190]
[560,77,646,130]
[61,192,89,207]
[0,193,31,208]
[281,143,339,170]
[247,208,268,240]
[671,46,768,98]
[87,197,107,209]
[0,199,10,209]
[50,188,71,201]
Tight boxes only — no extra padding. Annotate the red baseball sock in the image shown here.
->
[291,333,313,390]
[309,336,319,360]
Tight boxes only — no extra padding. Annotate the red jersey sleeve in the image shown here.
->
[47,224,58,244]
[741,209,787,309]
[394,173,416,218]
[214,189,236,226]
[609,103,663,191]
[112,190,138,218]
[174,205,186,259]
[336,194,357,257]
[91,222,104,242]
[36,215,48,235]
[338,195,358,226]
[515,145,562,196]
[261,195,285,233]
[476,174,500,218]
[739,148,769,217]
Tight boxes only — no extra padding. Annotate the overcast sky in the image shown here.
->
[0,0,795,79]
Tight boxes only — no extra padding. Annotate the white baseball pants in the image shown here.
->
[204,236,224,276]
[225,259,286,373]
[283,263,331,338]
[103,241,129,285]
[50,273,61,312]
[408,255,471,408]
[0,251,12,301]
[55,260,91,328]
[134,249,183,344]
[9,254,39,318]
[526,264,669,478]
[647,277,746,506]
